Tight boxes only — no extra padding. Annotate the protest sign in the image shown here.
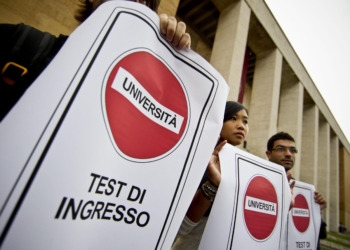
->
[0,2,229,249]
[286,181,321,250]
[199,144,291,250]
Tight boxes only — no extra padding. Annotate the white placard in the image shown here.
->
[0,1,229,249]
[199,144,291,250]
[286,181,321,250]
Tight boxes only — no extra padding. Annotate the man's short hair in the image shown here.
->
[267,132,295,151]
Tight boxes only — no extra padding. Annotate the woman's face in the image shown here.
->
[220,109,249,146]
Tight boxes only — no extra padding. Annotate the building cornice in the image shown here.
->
[245,0,350,154]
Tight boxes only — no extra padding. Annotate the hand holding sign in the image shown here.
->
[159,13,191,49]
[207,140,227,187]
[91,1,191,50]
[314,190,326,210]
[287,171,296,210]
[184,140,226,223]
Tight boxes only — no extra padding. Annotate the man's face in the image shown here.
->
[266,139,297,171]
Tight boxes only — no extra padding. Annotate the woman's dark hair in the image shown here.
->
[223,101,248,122]
[75,0,160,23]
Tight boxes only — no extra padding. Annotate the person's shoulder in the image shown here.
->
[0,23,19,29]
[0,23,20,37]
[0,23,22,57]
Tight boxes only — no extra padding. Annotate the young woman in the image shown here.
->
[172,101,249,250]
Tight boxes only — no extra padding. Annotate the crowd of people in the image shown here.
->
[1,0,331,249]
[172,102,326,249]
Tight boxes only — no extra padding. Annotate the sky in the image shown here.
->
[264,0,350,143]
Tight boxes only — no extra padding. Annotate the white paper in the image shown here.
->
[199,144,291,250]
[0,1,229,249]
[286,181,321,250]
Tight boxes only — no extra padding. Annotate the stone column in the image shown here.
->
[242,82,252,111]
[157,0,180,16]
[277,79,303,180]
[247,49,282,158]
[317,119,330,225]
[329,133,339,232]
[209,0,251,101]
[300,104,318,185]
[339,146,350,232]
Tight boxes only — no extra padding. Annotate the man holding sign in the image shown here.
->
[265,132,326,210]
[266,132,327,249]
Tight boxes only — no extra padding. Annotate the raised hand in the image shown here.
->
[207,140,227,187]
[159,13,191,50]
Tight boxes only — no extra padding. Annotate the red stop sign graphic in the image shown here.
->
[103,50,188,160]
[292,194,310,233]
[243,175,278,241]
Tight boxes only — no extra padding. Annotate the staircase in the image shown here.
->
[321,232,350,250]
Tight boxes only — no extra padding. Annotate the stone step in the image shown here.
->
[320,233,350,250]
[327,235,350,246]
[320,239,350,250]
